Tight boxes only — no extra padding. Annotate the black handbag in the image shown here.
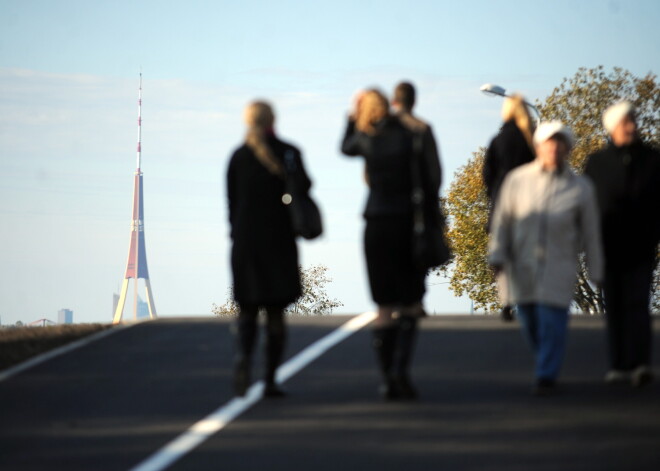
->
[283,150,323,240]
[410,133,451,269]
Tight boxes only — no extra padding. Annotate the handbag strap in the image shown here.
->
[281,150,298,204]
[283,149,297,174]
[410,133,426,234]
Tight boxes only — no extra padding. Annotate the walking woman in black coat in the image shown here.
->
[227,100,311,397]
[483,94,535,321]
[585,101,660,388]
[341,88,441,400]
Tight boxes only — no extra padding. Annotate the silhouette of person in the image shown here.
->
[489,121,603,396]
[226,100,312,397]
[584,101,660,387]
[483,95,536,322]
[341,84,442,400]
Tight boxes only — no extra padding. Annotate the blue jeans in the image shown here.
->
[516,304,569,381]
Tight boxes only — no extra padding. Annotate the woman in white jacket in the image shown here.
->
[488,121,603,396]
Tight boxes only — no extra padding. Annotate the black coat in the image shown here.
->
[483,120,535,204]
[227,136,310,306]
[341,116,441,218]
[584,140,660,268]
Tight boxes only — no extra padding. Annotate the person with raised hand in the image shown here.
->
[341,85,442,400]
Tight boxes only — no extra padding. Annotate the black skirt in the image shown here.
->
[364,214,426,305]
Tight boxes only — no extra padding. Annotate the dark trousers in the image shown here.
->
[603,259,655,371]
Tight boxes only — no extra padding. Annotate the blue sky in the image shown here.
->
[1,0,659,324]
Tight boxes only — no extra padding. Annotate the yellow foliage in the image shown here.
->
[442,149,500,312]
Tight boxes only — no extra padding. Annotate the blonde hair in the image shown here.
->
[501,94,534,150]
[243,100,283,176]
[355,89,389,135]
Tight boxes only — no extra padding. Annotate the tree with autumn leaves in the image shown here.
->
[439,153,495,311]
[442,66,660,313]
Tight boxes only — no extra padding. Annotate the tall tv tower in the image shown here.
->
[113,73,157,324]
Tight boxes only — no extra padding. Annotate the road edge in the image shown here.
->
[0,322,138,382]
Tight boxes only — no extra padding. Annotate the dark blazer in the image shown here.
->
[227,135,310,306]
[584,140,660,267]
[483,120,535,204]
[340,116,441,219]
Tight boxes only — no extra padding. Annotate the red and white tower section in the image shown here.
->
[113,73,157,324]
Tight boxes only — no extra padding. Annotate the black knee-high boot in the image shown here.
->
[234,313,258,397]
[372,326,399,399]
[393,316,418,399]
[264,308,287,397]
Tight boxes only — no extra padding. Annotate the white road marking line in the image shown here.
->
[0,324,132,382]
[129,311,376,471]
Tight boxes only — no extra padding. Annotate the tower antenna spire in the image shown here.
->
[137,71,142,170]
[113,72,157,324]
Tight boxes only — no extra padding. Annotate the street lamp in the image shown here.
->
[480,83,541,125]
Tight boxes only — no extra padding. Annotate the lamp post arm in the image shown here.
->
[523,100,541,126]
[481,83,542,126]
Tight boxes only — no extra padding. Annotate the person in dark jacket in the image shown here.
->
[392,81,442,194]
[483,94,536,321]
[584,101,660,388]
[340,86,442,400]
[227,100,311,397]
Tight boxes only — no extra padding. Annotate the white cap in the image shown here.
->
[533,120,574,148]
[602,101,634,134]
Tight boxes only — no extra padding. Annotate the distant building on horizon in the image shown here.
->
[58,309,73,324]
[137,297,149,319]
[113,293,149,320]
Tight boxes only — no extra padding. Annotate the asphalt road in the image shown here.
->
[0,315,658,471]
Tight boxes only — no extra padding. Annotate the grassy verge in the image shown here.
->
[0,324,111,371]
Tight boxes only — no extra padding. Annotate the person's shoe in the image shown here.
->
[532,378,556,396]
[501,305,514,322]
[631,365,653,388]
[263,382,287,398]
[233,357,251,397]
[604,369,631,384]
[393,374,419,400]
[379,378,400,401]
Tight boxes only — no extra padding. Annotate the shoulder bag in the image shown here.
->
[283,150,323,240]
[410,133,451,269]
